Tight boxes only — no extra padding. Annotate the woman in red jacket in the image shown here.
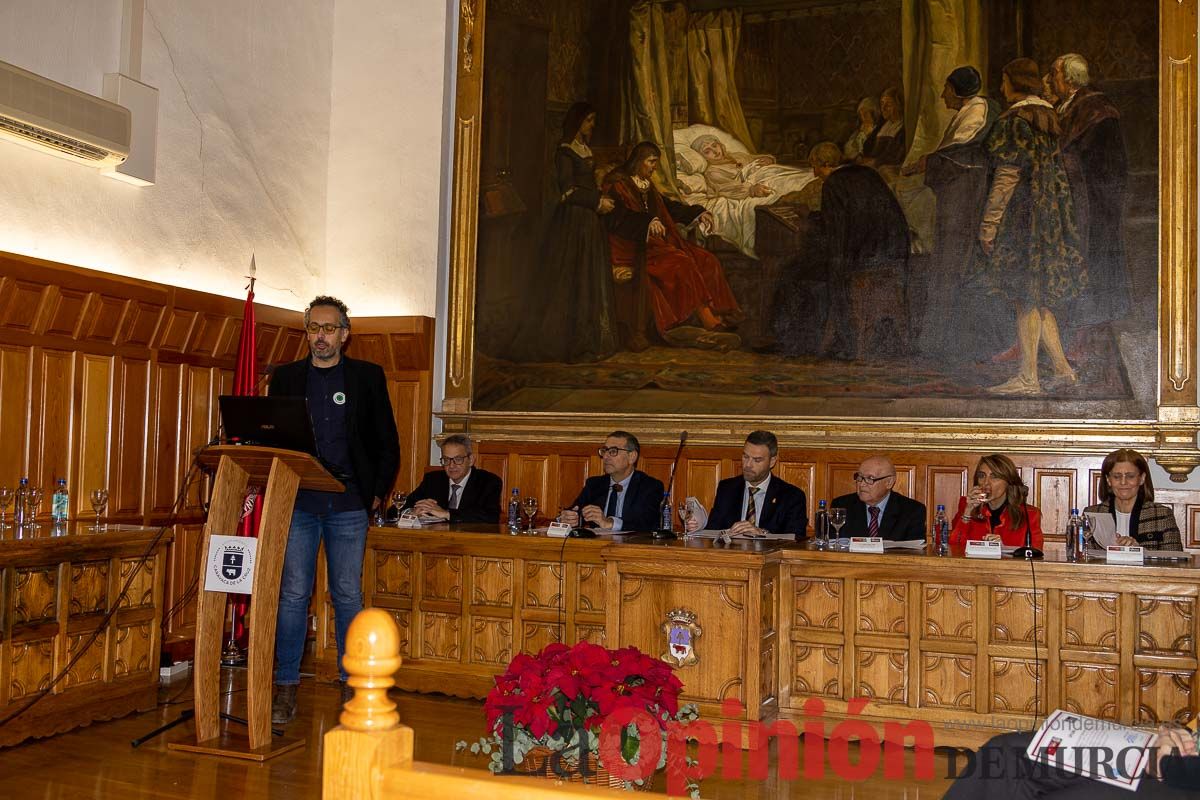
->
[949,454,1044,548]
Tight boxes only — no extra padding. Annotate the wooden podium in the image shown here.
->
[168,445,343,761]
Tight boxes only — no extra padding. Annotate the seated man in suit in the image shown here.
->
[402,434,502,523]
[832,455,926,540]
[686,430,808,538]
[559,431,663,532]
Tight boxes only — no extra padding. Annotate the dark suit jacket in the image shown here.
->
[831,491,927,541]
[403,467,502,524]
[268,355,400,511]
[573,470,664,532]
[707,475,808,538]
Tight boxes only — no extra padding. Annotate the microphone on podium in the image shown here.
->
[654,431,688,540]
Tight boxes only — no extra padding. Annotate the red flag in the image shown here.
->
[233,260,262,643]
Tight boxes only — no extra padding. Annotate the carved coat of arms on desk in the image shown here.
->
[661,609,702,668]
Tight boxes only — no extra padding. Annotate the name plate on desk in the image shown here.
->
[1106,545,1145,564]
[966,540,1002,559]
[546,521,572,538]
[848,536,884,553]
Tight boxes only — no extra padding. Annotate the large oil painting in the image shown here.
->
[457,0,1186,427]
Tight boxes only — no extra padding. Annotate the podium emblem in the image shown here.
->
[221,550,244,580]
[205,535,258,594]
[661,608,701,667]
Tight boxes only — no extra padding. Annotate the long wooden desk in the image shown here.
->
[313,526,1199,746]
[0,524,171,747]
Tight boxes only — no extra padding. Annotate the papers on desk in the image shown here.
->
[1025,709,1155,792]
[395,514,443,528]
[882,538,927,550]
[1086,547,1192,562]
[685,530,794,542]
[1084,512,1117,547]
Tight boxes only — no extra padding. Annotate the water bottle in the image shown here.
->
[933,504,950,556]
[659,491,672,533]
[51,478,69,526]
[813,500,829,549]
[13,477,28,527]
[1066,508,1083,562]
[507,488,521,533]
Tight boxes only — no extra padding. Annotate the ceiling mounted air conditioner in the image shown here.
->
[0,59,131,169]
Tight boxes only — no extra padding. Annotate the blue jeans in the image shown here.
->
[274,507,368,684]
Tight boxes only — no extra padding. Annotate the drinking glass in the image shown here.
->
[386,491,407,525]
[522,496,539,532]
[0,487,11,528]
[90,488,109,531]
[677,500,692,536]
[829,507,847,549]
[974,481,990,519]
[25,487,43,529]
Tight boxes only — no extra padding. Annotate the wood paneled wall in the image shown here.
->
[471,442,1200,548]
[0,251,434,645]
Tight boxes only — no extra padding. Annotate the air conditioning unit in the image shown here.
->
[0,59,131,168]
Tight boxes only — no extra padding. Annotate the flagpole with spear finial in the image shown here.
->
[221,254,259,667]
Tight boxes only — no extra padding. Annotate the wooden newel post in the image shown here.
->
[323,609,414,800]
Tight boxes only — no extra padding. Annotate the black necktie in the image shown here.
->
[606,484,623,518]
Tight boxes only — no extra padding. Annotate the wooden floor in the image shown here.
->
[0,670,957,799]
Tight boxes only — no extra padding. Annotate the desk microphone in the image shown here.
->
[654,431,688,540]
[1012,518,1043,560]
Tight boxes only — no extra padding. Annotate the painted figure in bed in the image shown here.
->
[691,134,775,199]
[602,141,741,347]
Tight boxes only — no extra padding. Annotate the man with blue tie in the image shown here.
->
[687,430,808,538]
[831,455,926,540]
[559,431,663,532]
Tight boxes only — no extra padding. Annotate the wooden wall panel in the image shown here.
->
[112,359,149,517]
[0,346,31,485]
[0,251,435,648]
[77,354,112,508]
[35,349,74,487]
[149,363,182,516]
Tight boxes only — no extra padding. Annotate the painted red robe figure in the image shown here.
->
[602,141,739,344]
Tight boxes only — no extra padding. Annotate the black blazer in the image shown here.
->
[403,468,502,524]
[573,470,664,533]
[268,356,400,511]
[707,475,808,537]
[831,491,927,541]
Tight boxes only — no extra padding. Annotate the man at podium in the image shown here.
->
[266,296,400,724]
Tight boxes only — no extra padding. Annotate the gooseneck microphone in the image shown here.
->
[1012,516,1043,560]
[653,431,688,540]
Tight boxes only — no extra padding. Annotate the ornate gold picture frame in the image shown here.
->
[441,0,1199,478]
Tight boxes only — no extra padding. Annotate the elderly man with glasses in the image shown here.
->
[832,455,926,541]
[266,295,400,723]
[559,431,663,533]
[402,434,502,523]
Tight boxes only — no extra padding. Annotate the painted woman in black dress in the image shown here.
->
[507,102,618,363]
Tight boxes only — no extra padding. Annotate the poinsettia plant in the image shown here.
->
[456,640,700,795]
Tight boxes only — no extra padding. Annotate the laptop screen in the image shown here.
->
[217,395,319,456]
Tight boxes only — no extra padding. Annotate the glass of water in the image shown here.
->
[829,507,847,549]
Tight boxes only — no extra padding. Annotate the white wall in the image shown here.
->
[325,0,447,317]
[0,0,340,310]
[0,0,450,318]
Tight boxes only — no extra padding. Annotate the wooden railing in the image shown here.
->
[322,608,673,799]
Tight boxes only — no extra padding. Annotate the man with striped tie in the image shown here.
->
[832,455,926,541]
[688,430,808,539]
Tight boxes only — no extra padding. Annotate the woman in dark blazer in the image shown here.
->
[949,453,1044,549]
[1084,448,1182,551]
